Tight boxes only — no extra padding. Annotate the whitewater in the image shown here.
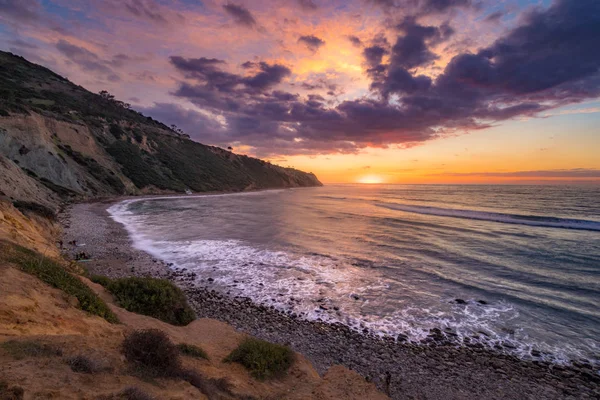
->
[108,184,600,367]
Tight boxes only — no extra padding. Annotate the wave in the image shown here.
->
[376,203,600,231]
[317,195,348,200]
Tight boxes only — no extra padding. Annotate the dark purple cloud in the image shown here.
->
[243,62,292,91]
[123,0,166,23]
[297,0,318,11]
[363,45,388,68]
[420,0,472,13]
[367,0,472,14]
[7,38,39,49]
[484,11,504,23]
[298,35,326,52]
[223,3,257,28]
[56,39,120,81]
[0,0,40,22]
[164,0,600,156]
[170,56,290,94]
[347,35,363,47]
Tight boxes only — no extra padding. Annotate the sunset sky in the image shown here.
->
[1,0,599,184]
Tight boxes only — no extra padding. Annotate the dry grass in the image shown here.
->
[1,340,62,360]
[0,241,118,323]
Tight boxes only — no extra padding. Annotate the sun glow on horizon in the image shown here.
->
[357,175,385,184]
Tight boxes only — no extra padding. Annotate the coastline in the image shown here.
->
[60,198,600,400]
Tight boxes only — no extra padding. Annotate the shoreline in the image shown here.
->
[60,198,600,400]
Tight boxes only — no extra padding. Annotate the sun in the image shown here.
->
[357,175,385,184]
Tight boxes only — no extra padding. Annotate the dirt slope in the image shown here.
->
[0,202,386,400]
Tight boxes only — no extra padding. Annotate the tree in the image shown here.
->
[99,90,115,101]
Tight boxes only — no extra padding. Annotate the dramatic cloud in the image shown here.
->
[420,0,472,13]
[368,0,472,14]
[164,0,600,156]
[100,0,186,25]
[222,3,257,28]
[0,0,40,22]
[298,35,326,52]
[56,40,120,81]
[297,0,318,11]
[6,0,599,159]
[484,11,503,23]
[347,35,363,47]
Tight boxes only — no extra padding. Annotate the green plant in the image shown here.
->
[121,329,180,378]
[224,338,295,380]
[109,124,124,138]
[1,340,62,360]
[90,275,112,287]
[0,241,118,323]
[106,277,195,326]
[177,343,209,360]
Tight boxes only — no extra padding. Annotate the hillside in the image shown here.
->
[0,200,387,400]
[0,51,321,209]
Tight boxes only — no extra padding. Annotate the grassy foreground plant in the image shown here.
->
[121,329,181,378]
[225,338,295,380]
[1,340,62,360]
[0,241,118,323]
[177,343,209,360]
[105,277,195,326]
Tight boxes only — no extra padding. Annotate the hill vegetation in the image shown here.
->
[0,51,321,208]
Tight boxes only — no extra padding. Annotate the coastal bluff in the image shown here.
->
[0,51,322,211]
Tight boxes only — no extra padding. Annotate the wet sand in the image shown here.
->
[60,199,600,400]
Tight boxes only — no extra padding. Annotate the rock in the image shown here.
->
[455,298,467,305]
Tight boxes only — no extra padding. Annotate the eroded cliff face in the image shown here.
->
[0,113,136,206]
[0,51,322,209]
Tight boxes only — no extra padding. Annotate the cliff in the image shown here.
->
[0,51,322,209]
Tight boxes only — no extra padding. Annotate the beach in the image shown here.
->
[61,198,600,400]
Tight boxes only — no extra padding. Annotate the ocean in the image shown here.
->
[108,184,600,366]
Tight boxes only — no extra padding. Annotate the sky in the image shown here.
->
[1,0,599,184]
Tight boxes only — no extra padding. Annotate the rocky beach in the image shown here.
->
[61,199,600,400]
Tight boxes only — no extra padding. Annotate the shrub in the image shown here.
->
[121,329,180,378]
[12,200,56,220]
[178,369,234,398]
[109,124,124,138]
[96,387,154,400]
[118,387,155,400]
[177,343,208,360]
[1,340,62,360]
[0,241,118,323]
[0,381,24,400]
[224,338,295,380]
[106,277,195,326]
[91,275,112,287]
[67,355,105,374]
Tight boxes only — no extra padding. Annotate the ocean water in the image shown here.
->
[108,185,600,366]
